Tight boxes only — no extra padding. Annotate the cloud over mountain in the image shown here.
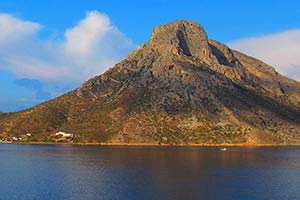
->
[0,11,136,84]
[228,29,300,81]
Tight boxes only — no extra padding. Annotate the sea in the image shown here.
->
[0,144,300,200]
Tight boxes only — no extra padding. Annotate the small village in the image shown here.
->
[0,131,74,144]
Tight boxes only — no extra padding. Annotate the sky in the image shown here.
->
[0,0,299,112]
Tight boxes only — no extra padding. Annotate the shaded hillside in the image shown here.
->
[0,20,300,144]
[0,113,8,121]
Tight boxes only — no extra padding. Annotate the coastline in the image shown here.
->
[4,141,300,147]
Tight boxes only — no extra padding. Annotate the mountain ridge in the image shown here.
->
[1,20,300,145]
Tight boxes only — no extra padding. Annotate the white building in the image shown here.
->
[56,132,74,138]
[12,137,22,141]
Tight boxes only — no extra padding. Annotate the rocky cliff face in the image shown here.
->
[1,20,300,144]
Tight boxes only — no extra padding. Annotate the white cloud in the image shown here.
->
[65,11,112,55]
[64,11,135,80]
[0,13,41,43]
[0,11,136,84]
[228,29,300,81]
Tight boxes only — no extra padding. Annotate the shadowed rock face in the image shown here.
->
[1,20,300,145]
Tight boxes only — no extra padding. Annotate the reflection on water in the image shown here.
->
[0,145,300,200]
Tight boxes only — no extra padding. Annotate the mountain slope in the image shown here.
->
[1,20,300,144]
[0,113,8,121]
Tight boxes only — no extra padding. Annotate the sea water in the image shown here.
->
[0,145,299,200]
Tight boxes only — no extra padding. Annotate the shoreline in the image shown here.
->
[3,141,300,147]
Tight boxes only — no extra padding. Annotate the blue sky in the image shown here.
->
[0,0,299,112]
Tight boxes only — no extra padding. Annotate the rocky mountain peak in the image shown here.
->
[148,20,212,61]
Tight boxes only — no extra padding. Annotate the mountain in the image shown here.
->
[1,20,300,145]
[0,113,7,120]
